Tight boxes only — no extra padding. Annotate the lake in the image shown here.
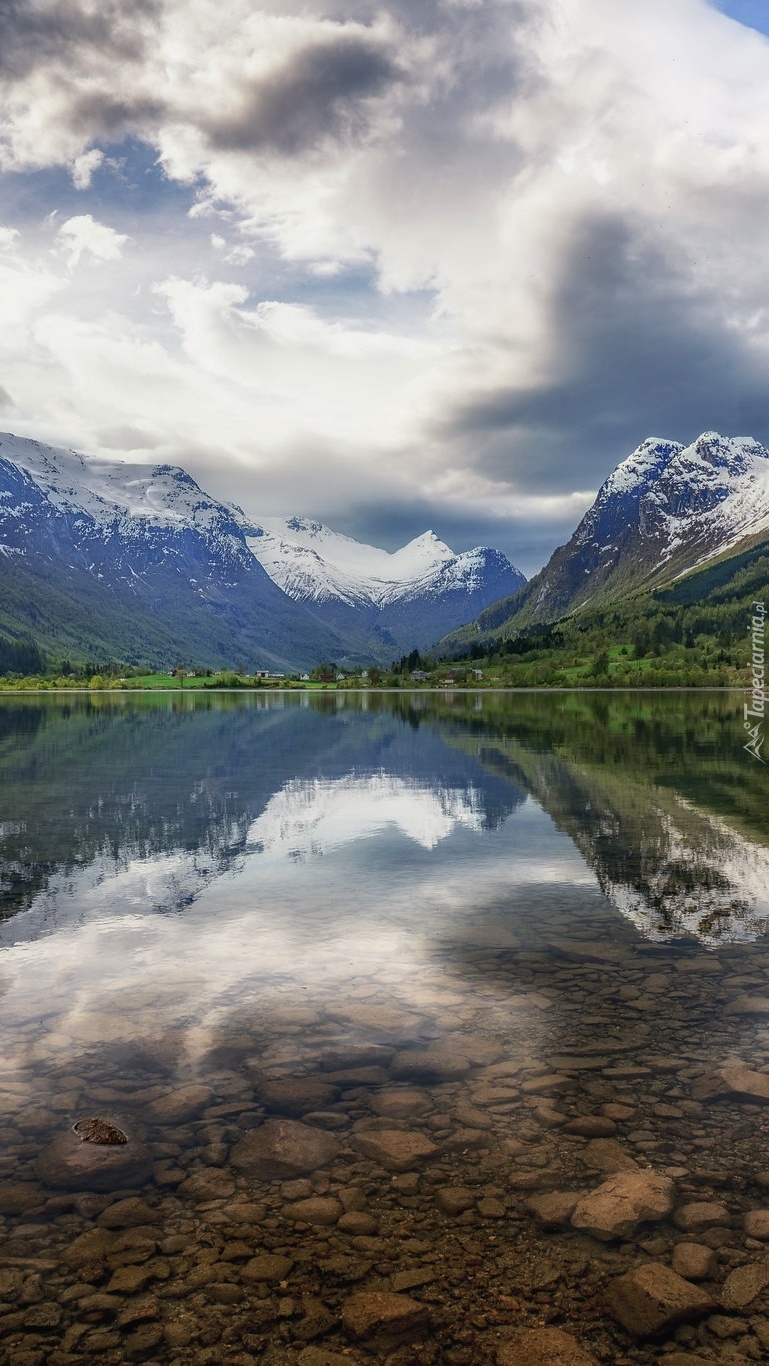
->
[1,689,769,1364]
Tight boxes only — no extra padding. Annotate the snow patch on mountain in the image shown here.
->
[245,515,525,610]
[0,433,230,533]
[597,431,769,566]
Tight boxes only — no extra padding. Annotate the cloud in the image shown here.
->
[0,0,769,573]
[70,147,105,189]
[57,214,129,266]
[200,29,403,156]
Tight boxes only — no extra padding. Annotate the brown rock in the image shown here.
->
[606,1261,715,1336]
[144,1084,213,1123]
[435,1187,476,1216]
[298,1348,361,1365]
[178,1168,236,1202]
[257,1077,339,1117]
[725,996,769,1015]
[548,939,625,964]
[341,1290,429,1339]
[0,1182,43,1216]
[61,1227,115,1274]
[580,1139,638,1172]
[98,1198,160,1228]
[284,1196,343,1226]
[564,1117,617,1137]
[660,1356,711,1365]
[106,1264,155,1295]
[389,1048,470,1081]
[369,1088,432,1119]
[673,1202,731,1232]
[720,1262,769,1308]
[571,1171,674,1241]
[231,1120,339,1179]
[327,1004,425,1038]
[744,1209,769,1239]
[353,1129,438,1172]
[242,1254,293,1282]
[497,1327,599,1364]
[691,1066,769,1104]
[525,1192,580,1228]
[319,1044,394,1070]
[671,1243,717,1281]
[602,1103,637,1121]
[36,1123,152,1192]
[519,1074,570,1095]
[338,1210,379,1235]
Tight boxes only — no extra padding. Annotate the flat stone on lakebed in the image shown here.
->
[352,1129,439,1172]
[606,1261,715,1337]
[231,1119,340,1179]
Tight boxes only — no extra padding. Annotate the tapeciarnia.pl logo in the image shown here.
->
[744,600,766,763]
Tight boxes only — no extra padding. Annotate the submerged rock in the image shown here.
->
[143,1084,213,1124]
[692,1065,769,1104]
[257,1077,339,1116]
[230,1119,339,1179]
[497,1327,599,1364]
[570,1171,674,1241]
[341,1290,429,1339]
[36,1118,152,1192]
[606,1261,715,1336]
[352,1129,439,1172]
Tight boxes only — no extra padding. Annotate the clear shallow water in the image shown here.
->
[1,690,769,1364]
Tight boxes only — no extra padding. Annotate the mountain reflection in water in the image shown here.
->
[0,690,766,948]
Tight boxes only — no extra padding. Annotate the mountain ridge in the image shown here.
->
[0,432,523,669]
[449,430,769,645]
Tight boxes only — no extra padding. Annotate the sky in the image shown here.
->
[1,1,769,574]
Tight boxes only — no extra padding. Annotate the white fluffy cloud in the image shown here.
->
[0,0,768,567]
[57,214,129,266]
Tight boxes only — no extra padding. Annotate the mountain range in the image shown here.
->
[0,433,523,670]
[450,431,769,644]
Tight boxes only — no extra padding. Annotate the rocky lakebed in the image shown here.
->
[3,923,769,1366]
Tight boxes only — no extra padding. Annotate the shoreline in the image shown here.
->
[0,685,750,696]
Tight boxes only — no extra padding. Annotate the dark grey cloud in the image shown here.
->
[0,384,14,411]
[68,91,166,140]
[0,0,159,79]
[203,33,402,156]
[441,210,769,497]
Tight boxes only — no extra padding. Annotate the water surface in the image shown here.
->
[1,690,768,1364]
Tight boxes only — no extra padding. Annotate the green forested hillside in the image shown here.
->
[436,535,769,688]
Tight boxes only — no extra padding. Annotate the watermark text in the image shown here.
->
[744,600,766,763]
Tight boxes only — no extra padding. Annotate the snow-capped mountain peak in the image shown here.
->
[0,430,525,666]
[475,430,769,635]
[243,515,525,633]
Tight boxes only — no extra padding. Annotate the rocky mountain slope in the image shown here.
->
[0,433,523,668]
[458,431,769,640]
